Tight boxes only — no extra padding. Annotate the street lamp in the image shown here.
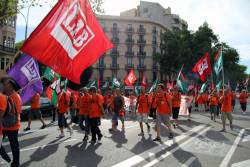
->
[24,0,36,40]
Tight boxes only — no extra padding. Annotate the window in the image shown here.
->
[152,47,156,54]
[127,57,132,65]
[152,26,157,34]
[143,8,148,13]
[1,58,5,70]
[5,58,9,66]
[128,34,132,40]
[99,70,104,81]
[3,36,6,46]
[139,35,144,41]
[139,45,144,53]
[99,57,104,65]
[139,24,144,29]
[127,45,133,53]
[113,23,118,29]
[112,56,117,65]
[139,58,144,65]
[128,24,132,29]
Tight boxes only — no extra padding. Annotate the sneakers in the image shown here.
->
[40,125,46,129]
[24,127,31,131]
[138,132,144,136]
[169,133,174,139]
[58,134,65,138]
[98,134,103,141]
[83,135,89,141]
[153,137,161,142]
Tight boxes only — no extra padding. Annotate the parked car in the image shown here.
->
[21,97,54,121]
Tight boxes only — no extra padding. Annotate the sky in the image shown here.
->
[16,0,250,73]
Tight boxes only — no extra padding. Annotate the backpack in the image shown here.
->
[2,97,18,128]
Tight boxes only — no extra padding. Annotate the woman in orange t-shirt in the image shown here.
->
[209,91,219,122]
[239,90,248,113]
[220,90,233,132]
[231,91,236,111]
[0,93,7,145]
[171,87,181,128]
[153,84,173,142]
[57,91,72,138]
[89,86,104,142]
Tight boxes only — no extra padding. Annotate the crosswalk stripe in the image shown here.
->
[111,125,207,167]
[143,126,211,167]
[180,157,196,167]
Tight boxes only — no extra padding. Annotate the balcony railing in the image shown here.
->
[125,39,134,44]
[138,27,146,34]
[0,45,17,53]
[126,28,134,33]
[137,64,146,70]
[110,64,119,70]
[152,29,157,34]
[111,27,119,33]
[125,64,134,70]
[110,51,119,56]
[152,65,159,71]
[125,51,134,57]
[137,52,146,57]
[137,39,146,44]
[96,63,106,69]
[111,38,119,44]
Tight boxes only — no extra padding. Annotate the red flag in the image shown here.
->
[124,70,137,86]
[215,48,222,60]
[141,75,147,87]
[21,0,113,84]
[192,52,212,82]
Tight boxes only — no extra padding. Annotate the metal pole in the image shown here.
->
[221,46,225,95]
[25,0,35,39]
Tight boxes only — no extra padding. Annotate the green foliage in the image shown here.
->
[157,22,247,84]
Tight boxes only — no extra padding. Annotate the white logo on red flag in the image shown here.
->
[197,59,208,75]
[51,0,95,60]
[21,58,40,81]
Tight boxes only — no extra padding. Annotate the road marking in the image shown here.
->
[8,138,77,154]
[111,125,206,167]
[219,129,245,167]
[143,127,211,167]
[125,124,139,129]
[180,157,196,167]
[231,159,250,167]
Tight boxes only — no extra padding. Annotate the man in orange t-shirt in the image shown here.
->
[135,87,151,136]
[220,89,233,132]
[69,92,78,124]
[197,94,205,112]
[171,87,181,128]
[57,90,72,138]
[89,86,104,142]
[231,91,236,111]
[209,91,219,122]
[0,93,7,152]
[78,88,91,141]
[0,79,22,166]
[239,90,248,113]
[24,93,46,131]
[153,84,173,142]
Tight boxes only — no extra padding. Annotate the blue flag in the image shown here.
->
[8,54,43,104]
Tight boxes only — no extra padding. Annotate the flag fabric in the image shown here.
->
[148,79,158,93]
[112,77,121,88]
[124,70,137,86]
[244,77,249,88]
[135,83,141,96]
[166,80,174,90]
[177,67,188,94]
[20,0,113,84]
[192,52,212,82]
[101,80,109,90]
[87,79,98,88]
[215,48,222,60]
[46,87,58,107]
[43,67,60,82]
[214,49,223,76]
[216,80,222,91]
[200,82,208,94]
[141,75,147,88]
[7,54,43,104]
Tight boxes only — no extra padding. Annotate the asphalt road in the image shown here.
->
[1,100,250,167]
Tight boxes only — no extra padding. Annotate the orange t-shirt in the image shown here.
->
[104,95,113,105]
[89,94,103,118]
[79,94,91,115]
[70,94,78,109]
[58,92,70,113]
[137,94,149,113]
[221,94,232,112]
[3,92,22,131]
[209,95,219,106]
[239,93,248,104]
[0,93,7,135]
[197,95,204,104]
[231,92,236,101]
[155,92,171,115]
[30,93,40,109]
[171,92,181,108]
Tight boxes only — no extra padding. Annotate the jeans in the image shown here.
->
[89,117,102,140]
[0,130,20,167]
[58,112,68,128]
[79,115,90,135]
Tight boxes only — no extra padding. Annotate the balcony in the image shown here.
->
[125,39,134,44]
[111,37,119,44]
[125,52,134,57]
[125,64,134,70]
[138,27,146,34]
[111,27,119,33]
[96,63,106,69]
[110,51,119,57]
[152,40,157,45]
[126,28,134,34]
[152,65,159,71]
[137,39,146,44]
[110,64,120,70]
[137,64,146,70]
[0,45,17,54]
[152,29,157,34]
[137,52,146,57]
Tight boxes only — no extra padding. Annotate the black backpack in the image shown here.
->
[2,97,18,128]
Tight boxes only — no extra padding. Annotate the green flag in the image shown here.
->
[43,67,60,82]
[216,80,222,91]
[214,50,223,76]
[87,79,98,89]
[135,83,141,96]
[112,77,121,89]
[200,82,208,94]
[101,80,109,90]
[177,67,188,94]
[148,79,158,93]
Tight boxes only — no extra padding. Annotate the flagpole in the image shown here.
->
[221,46,225,95]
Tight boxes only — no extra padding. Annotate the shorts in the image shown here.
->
[137,113,148,123]
[58,112,68,128]
[172,107,180,119]
[210,105,217,114]
[221,112,233,123]
[29,109,42,119]
[112,113,124,122]
[240,103,247,111]
[188,107,192,113]
[156,114,171,127]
